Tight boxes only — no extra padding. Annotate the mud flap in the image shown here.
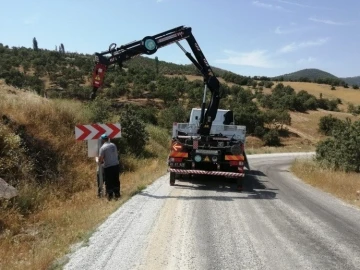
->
[244,151,251,170]
[170,172,176,186]
[236,177,243,192]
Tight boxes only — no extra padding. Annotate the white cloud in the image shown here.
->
[278,38,329,53]
[277,0,310,8]
[278,43,297,53]
[275,24,317,35]
[309,17,347,25]
[277,0,328,9]
[252,1,289,11]
[297,57,316,64]
[156,0,163,2]
[274,26,297,35]
[300,38,329,46]
[215,49,280,68]
[215,46,320,70]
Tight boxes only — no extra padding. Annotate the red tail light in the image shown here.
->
[229,161,238,166]
[229,160,244,166]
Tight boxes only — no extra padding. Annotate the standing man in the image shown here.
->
[98,133,121,200]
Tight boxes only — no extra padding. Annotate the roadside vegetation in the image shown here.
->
[0,40,360,269]
[291,114,360,208]
[0,82,170,270]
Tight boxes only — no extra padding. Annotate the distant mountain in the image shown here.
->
[340,76,360,86]
[273,68,338,81]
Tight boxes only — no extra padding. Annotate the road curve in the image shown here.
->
[63,152,360,270]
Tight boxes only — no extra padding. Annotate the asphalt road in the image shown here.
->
[63,152,360,270]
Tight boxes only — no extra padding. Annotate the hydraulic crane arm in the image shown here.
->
[91,26,220,136]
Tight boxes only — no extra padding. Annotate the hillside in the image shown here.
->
[1,43,360,269]
[274,68,360,88]
[274,68,338,81]
[341,76,360,86]
[0,80,171,270]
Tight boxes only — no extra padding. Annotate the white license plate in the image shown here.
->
[195,149,219,155]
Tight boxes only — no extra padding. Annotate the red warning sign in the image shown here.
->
[92,63,107,88]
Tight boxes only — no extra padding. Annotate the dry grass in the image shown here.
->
[0,81,170,270]
[245,136,315,155]
[0,160,168,270]
[245,109,360,153]
[258,80,360,148]
[288,110,360,144]
[291,159,360,209]
[274,81,360,106]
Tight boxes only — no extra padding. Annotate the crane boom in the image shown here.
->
[90,26,220,136]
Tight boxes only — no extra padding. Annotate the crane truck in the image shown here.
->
[90,26,249,191]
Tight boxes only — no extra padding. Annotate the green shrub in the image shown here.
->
[316,120,360,172]
[119,106,149,156]
[85,97,113,123]
[264,81,274,88]
[318,115,344,136]
[254,126,265,138]
[0,124,33,184]
[263,109,291,129]
[158,103,188,130]
[263,129,281,146]
[233,104,265,134]
[347,103,360,115]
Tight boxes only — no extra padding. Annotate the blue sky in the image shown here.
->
[0,0,359,77]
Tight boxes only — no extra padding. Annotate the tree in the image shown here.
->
[318,115,344,136]
[59,43,65,54]
[263,129,281,146]
[23,62,30,74]
[33,37,38,51]
[316,119,360,172]
[119,106,149,156]
[155,56,159,74]
[86,97,112,123]
[347,103,360,115]
[264,81,274,88]
[158,104,187,129]
[264,109,291,130]
[233,103,265,134]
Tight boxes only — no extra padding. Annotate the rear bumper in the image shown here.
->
[168,168,244,178]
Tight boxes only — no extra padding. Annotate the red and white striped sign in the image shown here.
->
[168,168,244,178]
[75,123,121,140]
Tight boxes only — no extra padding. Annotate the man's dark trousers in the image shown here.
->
[104,164,120,199]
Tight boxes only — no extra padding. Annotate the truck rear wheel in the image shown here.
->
[236,177,243,192]
[170,172,176,186]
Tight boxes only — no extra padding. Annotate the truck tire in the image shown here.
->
[170,172,176,186]
[236,177,243,192]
